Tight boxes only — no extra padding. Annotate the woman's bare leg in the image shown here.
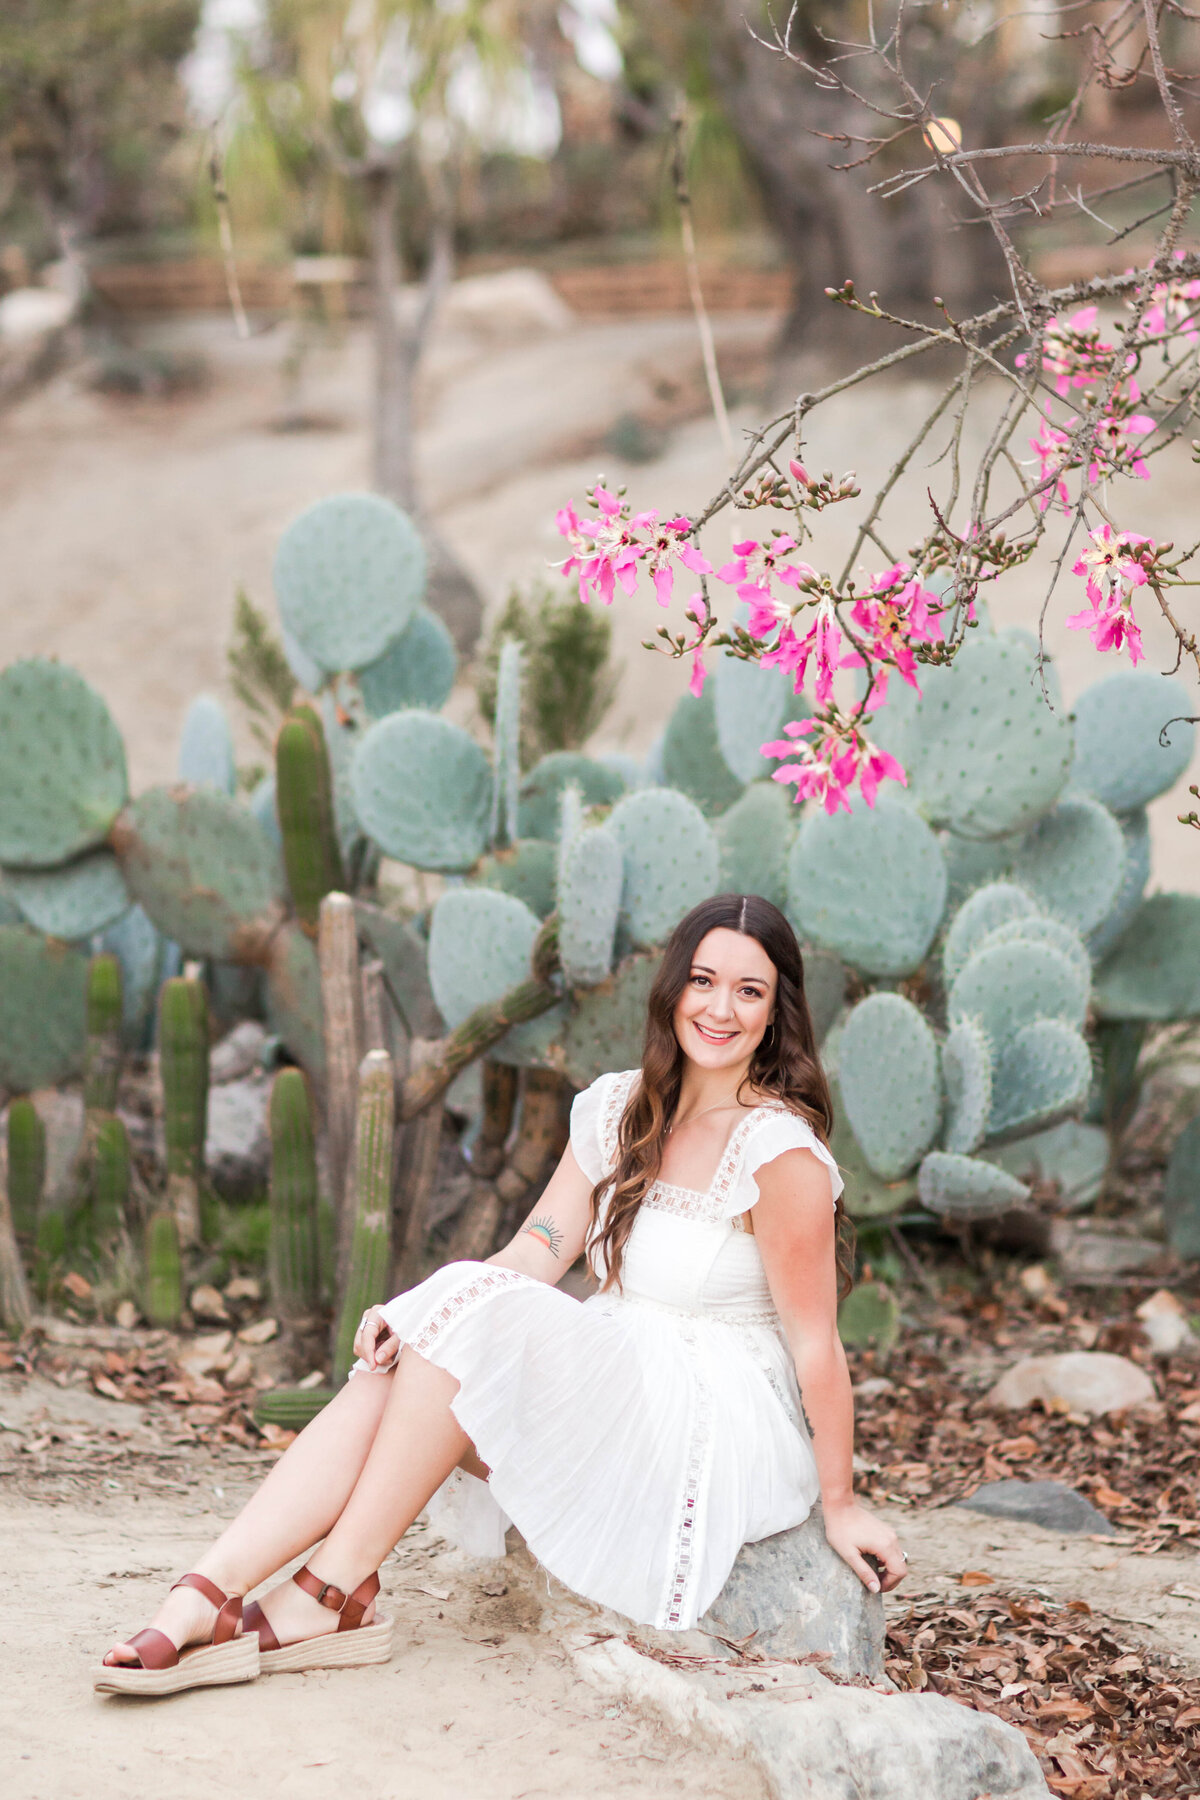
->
[103,1366,396,1665]
[241,1347,473,1649]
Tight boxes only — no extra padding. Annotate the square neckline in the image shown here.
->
[654,1098,791,1201]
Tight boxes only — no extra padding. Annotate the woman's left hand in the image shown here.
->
[820,1498,907,1594]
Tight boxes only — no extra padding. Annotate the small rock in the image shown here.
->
[955,1478,1117,1535]
[987,1350,1157,1417]
[204,1076,270,1196]
[237,1317,279,1346]
[1049,1221,1164,1282]
[297,1369,326,1390]
[63,1271,92,1301]
[1136,1287,1195,1355]
[190,1284,230,1323]
[210,1020,269,1085]
[853,1377,895,1400]
[1019,1263,1057,1302]
[223,1352,254,1389]
[178,1330,233,1377]
[115,1300,140,1331]
[223,1276,261,1304]
[697,1505,885,1679]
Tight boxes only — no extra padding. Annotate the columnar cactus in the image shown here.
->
[84,952,124,1114]
[333,1050,395,1382]
[490,639,522,850]
[275,704,346,932]
[158,976,210,1249]
[144,1209,183,1328]
[268,1067,320,1320]
[6,1096,45,1247]
[89,1113,131,1259]
[318,892,364,1256]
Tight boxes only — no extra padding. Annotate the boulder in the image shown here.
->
[205,1075,270,1195]
[986,1350,1157,1417]
[698,1505,885,1679]
[441,268,574,341]
[577,1638,1051,1800]
[955,1478,1116,1535]
[1049,1220,1164,1282]
[1136,1287,1196,1355]
[210,1020,269,1085]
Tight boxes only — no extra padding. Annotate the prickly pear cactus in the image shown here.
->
[112,786,287,963]
[608,789,719,949]
[5,851,130,940]
[917,1151,1030,1219]
[1008,795,1124,936]
[357,606,457,718]
[159,976,209,1248]
[6,1097,45,1245]
[100,904,167,1047]
[827,1077,919,1218]
[711,650,806,785]
[265,922,326,1077]
[948,938,1089,1049]
[0,659,129,867]
[715,781,795,911]
[472,839,558,918]
[143,1209,183,1327]
[976,914,1090,984]
[1163,1112,1200,1259]
[986,1119,1109,1209]
[1073,667,1195,813]
[354,901,441,1038]
[787,792,947,978]
[84,953,123,1112]
[275,705,346,932]
[1087,808,1150,960]
[177,693,237,795]
[660,688,744,815]
[837,993,941,1180]
[558,951,662,1089]
[989,1017,1093,1140]
[274,492,426,675]
[0,925,89,1090]
[873,634,1073,840]
[429,887,565,1065]
[941,882,1039,988]
[351,711,492,872]
[268,1067,320,1320]
[490,639,522,850]
[332,1050,395,1382]
[941,1019,993,1156]
[837,1281,900,1355]
[801,947,847,1047]
[558,824,623,987]
[941,833,1014,910]
[518,753,625,841]
[1093,893,1200,1020]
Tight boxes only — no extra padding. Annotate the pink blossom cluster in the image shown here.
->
[555,485,711,608]
[1065,524,1159,665]
[761,714,906,816]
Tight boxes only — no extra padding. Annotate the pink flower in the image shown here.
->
[688,647,707,697]
[644,517,713,608]
[1066,524,1154,666]
[788,458,811,487]
[716,536,813,611]
[1030,418,1072,511]
[1087,382,1155,483]
[762,596,850,706]
[1066,591,1145,664]
[1017,307,1118,397]
[760,713,907,814]
[849,564,945,694]
[1139,255,1200,338]
[555,490,713,610]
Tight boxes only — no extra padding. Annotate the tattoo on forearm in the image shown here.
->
[522,1214,563,1258]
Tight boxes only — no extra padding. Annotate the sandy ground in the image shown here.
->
[4,1368,1200,1799]
[0,296,1196,889]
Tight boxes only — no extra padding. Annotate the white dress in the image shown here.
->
[359,1068,844,1631]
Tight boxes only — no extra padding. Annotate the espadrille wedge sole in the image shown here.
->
[95,1573,259,1697]
[244,1564,392,1675]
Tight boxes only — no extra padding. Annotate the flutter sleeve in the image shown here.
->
[568,1072,614,1186]
[739,1110,844,1209]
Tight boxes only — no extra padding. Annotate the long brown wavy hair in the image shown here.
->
[586,894,855,1299]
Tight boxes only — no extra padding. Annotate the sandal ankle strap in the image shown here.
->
[294,1565,380,1632]
[170,1572,243,1645]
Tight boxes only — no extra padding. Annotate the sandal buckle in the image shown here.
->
[314,1581,343,1610]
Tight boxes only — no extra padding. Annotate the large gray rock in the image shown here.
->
[986,1350,1157,1417]
[956,1478,1116,1535]
[204,1075,270,1195]
[698,1505,885,1679]
[577,1639,1051,1800]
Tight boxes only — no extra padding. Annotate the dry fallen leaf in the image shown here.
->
[959,1570,995,1586]
[237,1318,278,1345]
[91,1372,124,1402]
[63,1271,92,1301]
[115,1301,140,1331]
[407,1584,452,1602]
[258,1423,296,1450]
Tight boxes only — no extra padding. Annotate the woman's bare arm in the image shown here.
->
[752,1148,906,1594]
[486,1143,596,1284]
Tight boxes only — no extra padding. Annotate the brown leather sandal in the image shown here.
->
[94,1572,259,1697]
[244,1564,393,1674]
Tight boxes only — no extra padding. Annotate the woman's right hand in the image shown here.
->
[353,1305,401,1372]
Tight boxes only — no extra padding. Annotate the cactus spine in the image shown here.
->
[333,1050,395,1382]
[275,705,346,934]
[84,952,124,1112]
[268,1067,320,1320]
[143,1208,183,1327]
[158,976,209,1249]
[6,1097,45,1245]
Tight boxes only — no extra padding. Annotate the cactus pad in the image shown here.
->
[712,651,805,784]
[882,634,1073,839]
[490,639,523,851]
[941,1018,993,1155]
[177,693,237,795]
[112,785,287,962]
[941,832,1016,910]
[1087,807,1150,960]
[976,914,1091,986]
[989,1018,1093,1140]
[351,711,492,872]
[1073,667,1195,813]
[917,1150,1030,1219]
[354,901,441,1038]
[6,851,130,939]
[608,789,719,948]
[1163,1113,1200,1259]
[661,688,744,815]
[518,753,625,841]
[1093,892,1200,1020]
[0,659,129,867]
[948,938,1089,1048]
[801,947,846,1047]
[787,791,947,977]
[357,606,457,717]
[274,492,425,674]
[472,838,558,918]
[837,1281,900,1355]
[558,951,662,1089]
[1008,794,1124,935]
[429,888,564,1065]
[987,1119,1109,1209]
[558,825,623,987]
[837,993,941,1179]
[827,1077,918,1218]
[941,882,1040,987]
[100,904,165,1045]
[265,922,326,1077]
[0,925,89,1090]
[715,781,794,911]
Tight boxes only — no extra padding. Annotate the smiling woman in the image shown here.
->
[97,893,905,1698]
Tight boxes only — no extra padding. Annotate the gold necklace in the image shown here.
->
[668,1094,743,1133]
